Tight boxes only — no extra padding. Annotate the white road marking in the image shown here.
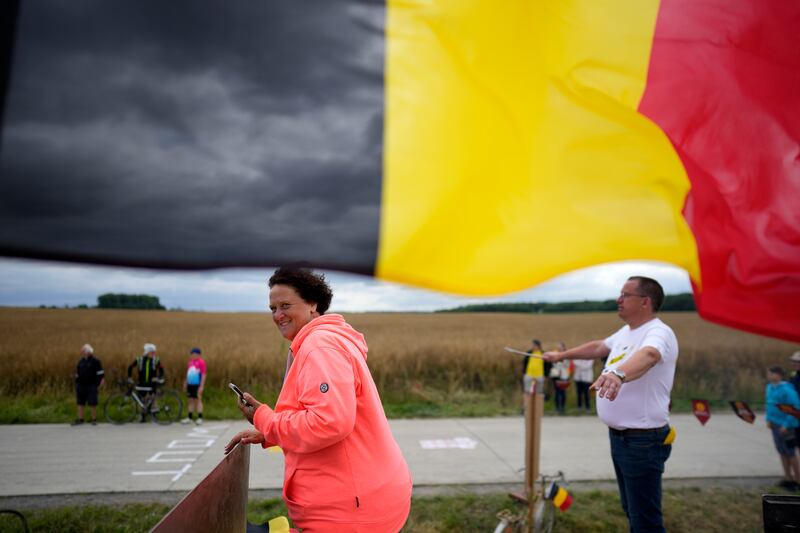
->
[419,437,478,449]
[167,438,215,449]
[130,424,230,483]
[147,450,203,463]
[131,464,192,482]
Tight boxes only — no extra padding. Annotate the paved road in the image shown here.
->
[0,413,780,499]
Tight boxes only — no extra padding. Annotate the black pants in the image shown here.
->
[576,381,591,409]
[554,386,566,413]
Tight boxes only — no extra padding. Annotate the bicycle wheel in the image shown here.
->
[104,393,138,424]
[533,499,555,533]
[152,389,183,425]
[492,518,519,533]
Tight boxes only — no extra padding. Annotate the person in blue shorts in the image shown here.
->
[766,366,800,491]
[790,352,800,451]
[181,347,207,425]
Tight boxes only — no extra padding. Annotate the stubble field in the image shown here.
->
[0,307,798,420]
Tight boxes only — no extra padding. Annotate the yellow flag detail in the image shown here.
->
[380,0,699,294]
[663,425,676,445]
[553,486,569,508]
[267,516,291,533]
[608,353,626,365]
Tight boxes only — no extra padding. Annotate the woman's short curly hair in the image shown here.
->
[268,267,333,314]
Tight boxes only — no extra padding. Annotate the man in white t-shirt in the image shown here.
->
[543,276,678,533]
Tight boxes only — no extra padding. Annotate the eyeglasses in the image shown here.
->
[619,292,647,299]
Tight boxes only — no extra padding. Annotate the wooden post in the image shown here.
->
[524,377,544,532]
[524,386,534,494]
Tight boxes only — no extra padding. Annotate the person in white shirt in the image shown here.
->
[543,276,678,533]
[550,341,571,415]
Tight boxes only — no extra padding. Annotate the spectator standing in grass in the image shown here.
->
[182,347,207,425]
[550,341,572,415]
[128,343,164,388]
[522,339,544,388]
[790,352,800,452]
[520,339,545,412]
[765,366,800,491]
[573,355,595,413]
[128,343,165,421]
[542,276,678,532]
[73,344,104,425]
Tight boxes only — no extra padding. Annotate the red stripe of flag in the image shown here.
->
[639,0,800,342]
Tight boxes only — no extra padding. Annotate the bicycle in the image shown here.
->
[104,377,183,425]
[493,472,565,533]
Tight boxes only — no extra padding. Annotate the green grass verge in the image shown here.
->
[0,386,763,424]
[0,503,171,533]
[404,486,768,532]
[0,486,774,533]
[0,386,280,424]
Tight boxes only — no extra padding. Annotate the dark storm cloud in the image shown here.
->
[0,0,386,273]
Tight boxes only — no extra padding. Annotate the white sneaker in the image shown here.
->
[181,418,191,424]
[195,418,203,425]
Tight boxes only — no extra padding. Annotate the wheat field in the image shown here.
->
[0,308,798,405]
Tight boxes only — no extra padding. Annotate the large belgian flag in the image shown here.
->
[0,1,798,341]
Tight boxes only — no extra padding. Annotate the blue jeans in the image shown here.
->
[609,426,672,533]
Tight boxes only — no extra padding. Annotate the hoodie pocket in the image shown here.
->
[282,468,308,522]
[284,466,357,522]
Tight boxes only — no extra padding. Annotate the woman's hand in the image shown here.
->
[237,392,263,424]
[224,429,265,455]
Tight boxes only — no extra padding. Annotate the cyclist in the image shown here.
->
[181,347,206,425]
[128,343,165,421]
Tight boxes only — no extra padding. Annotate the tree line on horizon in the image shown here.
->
[97,293,165,310]
[437,292,696,313]
[41,292,696,314]
[40,293,166,310]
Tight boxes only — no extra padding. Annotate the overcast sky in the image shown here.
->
[1,1,385,271]
[0,257,691,312]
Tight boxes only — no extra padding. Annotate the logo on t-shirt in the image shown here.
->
[187,366,201,386]
[608,352,626,365]
[608,345,630,366]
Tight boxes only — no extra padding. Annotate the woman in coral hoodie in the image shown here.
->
[225,267,412,532]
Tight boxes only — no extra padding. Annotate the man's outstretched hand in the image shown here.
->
[591,372,622,401]
[541,351,562,363]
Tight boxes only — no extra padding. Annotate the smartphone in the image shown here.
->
[228,383,251,406]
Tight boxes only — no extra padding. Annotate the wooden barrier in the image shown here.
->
[150,443,250,533]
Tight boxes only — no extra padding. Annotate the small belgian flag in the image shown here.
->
[546,481,573,512]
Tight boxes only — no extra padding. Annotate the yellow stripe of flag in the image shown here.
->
[379,0,699,294]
